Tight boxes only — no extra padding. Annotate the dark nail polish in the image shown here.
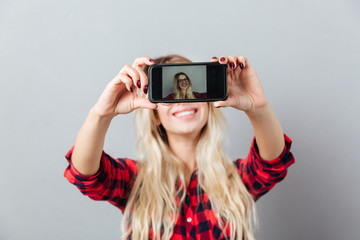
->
[220,57,226,62]
[137,80,141,88]
[130,85,134,92]
[150,59,156,64]
[240,63,244,70]
[143,85,148,94]
[230,62,235,69]
[212,56,217,59]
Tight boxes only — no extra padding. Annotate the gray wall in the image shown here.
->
[0,0,359,239]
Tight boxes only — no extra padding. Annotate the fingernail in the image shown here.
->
[154,105,158,110]
[130,85,134,92]
[143,85,148,94]
[230,62,235,69]
[137,80,141,88]
[220,57,226,62]
[212,56,217,59]
[150,59,156,64]
[240,63,244,70]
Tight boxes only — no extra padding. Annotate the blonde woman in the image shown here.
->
[165,72,206,100]
[64,54,295,240]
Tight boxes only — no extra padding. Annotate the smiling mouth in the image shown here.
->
[173,109,197,118]
[175,110,195,117]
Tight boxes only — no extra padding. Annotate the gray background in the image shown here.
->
[162,65,206,98]
[0,0,359,239]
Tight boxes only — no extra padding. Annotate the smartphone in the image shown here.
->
[148,62,227,103]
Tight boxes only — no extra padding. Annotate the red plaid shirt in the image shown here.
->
[64,135,295,239]
[164,92,207,100]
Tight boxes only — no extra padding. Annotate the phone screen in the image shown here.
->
[148,62,227,103]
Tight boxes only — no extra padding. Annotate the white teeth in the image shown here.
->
[175,111,195,118]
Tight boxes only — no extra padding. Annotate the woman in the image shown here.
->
[64,54,295,240]
[164,72,207,100]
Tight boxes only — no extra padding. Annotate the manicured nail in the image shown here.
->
[143,85,148,94]
[130,85,134,92]
[154,105,158,110]
[240,63,244,70]
[212,56,217,59]
[150,59,156,64]
[220,57,226,62]
[137,80,141,88]
[230,62,235,69]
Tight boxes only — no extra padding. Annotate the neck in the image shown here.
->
[167,131,200,174]
[181,89,186,97]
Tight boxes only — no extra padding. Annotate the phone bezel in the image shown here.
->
[148,62,228,103]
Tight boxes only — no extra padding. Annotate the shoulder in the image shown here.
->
[164,93,175,99]
[193,92,207,98]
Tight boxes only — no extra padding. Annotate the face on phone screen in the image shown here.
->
[149,62,227,103]
[162,65,207,100]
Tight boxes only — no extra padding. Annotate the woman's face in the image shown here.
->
[156,102,209,137]
[178,74,190,90]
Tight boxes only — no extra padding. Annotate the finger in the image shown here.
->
[134,65,149,94]
[213,100,229,108]
[132,57,156,93]
[228,55,238,70]
[237,56,248,70]
[133,97,158,110]
[219,56,228,65]
[108,73,127,91]
[213,97,235,108]
[132,56,156,68]
[121,64,141,89]
[118,73,134,92]
[211,56,218,62]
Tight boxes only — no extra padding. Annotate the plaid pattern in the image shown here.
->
[64,135,295,239]
[164,92,207,100]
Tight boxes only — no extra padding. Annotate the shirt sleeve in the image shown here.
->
[234,134,295,201]
[63,145,139,212]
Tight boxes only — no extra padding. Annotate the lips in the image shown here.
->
[173,108,197,119]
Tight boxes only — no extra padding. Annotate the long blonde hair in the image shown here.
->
[120,54,257,240]
[173,72,195,99]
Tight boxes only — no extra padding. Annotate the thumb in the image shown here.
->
[133,97,158,110]
[213,97,234,108]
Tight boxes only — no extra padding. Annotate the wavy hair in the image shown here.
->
[120,54,257,240]
[173,72,195,99]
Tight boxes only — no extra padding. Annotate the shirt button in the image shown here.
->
[187,217,192,223]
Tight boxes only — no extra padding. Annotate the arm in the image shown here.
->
[71,107,113,176]
[234,134,294,200]
[245,103,285,161]
[213,55,295,200]
[70,57,157,176]
[212,55,286,160]
[64,57,157,210]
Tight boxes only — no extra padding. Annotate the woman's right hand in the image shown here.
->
[93,57,158,118]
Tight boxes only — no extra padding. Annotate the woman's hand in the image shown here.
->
[211,55,268,113]
[93,57,157,118]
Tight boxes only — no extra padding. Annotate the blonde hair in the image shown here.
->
[173,72,195,99]
[120,55,257,240]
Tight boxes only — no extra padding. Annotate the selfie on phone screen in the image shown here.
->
[162,66,207,100]
[149,62,227,103]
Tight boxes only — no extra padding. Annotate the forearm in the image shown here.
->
[246,103,285,160]
[71,107,114,176]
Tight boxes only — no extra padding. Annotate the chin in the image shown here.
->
[174,124,205,135]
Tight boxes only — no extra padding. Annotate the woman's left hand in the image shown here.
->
[211,55,268,113]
